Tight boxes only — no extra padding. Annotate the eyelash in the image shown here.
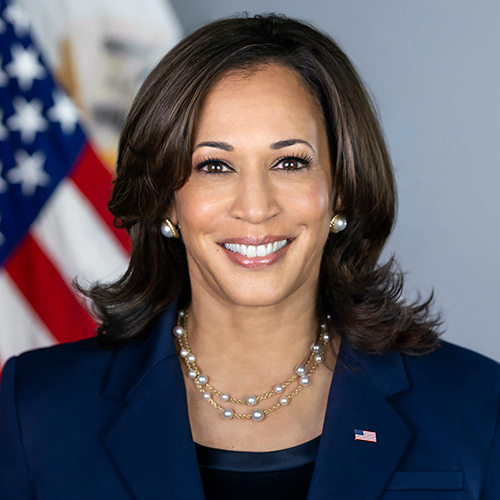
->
[193,152,313,174]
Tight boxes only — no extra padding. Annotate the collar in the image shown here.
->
[102,303,412,500]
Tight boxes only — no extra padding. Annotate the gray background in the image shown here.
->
[169,0,500,361]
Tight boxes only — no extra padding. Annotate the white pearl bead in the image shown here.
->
[315,354,323,363]
[197,374,208,385]
[311,343,322,354]
[274,384,283,394]
[246,395,257,406]
[322,333,330,342]
[173,326,185,337]
[280,396,289,406]
[221,393,229,402]
[223,409,234,419]
[203,392,211,400]
[300,375,310,386]
[334,216,347,232]
[187,354,196,363]
[178,310,185,318]
[161,223,174,238]
[252,409,264,421]
[179,349,188,358]
[326,314,331,320]
[295,365,306,375]
[188,370,197,379]
[320,322,327,331]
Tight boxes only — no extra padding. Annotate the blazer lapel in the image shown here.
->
[102,305,206,500]
[307,342,412,500]
[101,304,412,500]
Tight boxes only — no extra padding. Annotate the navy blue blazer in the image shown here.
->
[1,303,500,499]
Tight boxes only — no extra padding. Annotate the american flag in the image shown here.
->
[354,429,377,443]
[0,0,129,371]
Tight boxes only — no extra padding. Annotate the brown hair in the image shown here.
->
[79,13,442,353]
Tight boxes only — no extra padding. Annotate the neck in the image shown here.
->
[183,290,321,397]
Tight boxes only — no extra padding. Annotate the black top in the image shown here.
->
[194,435,321,500]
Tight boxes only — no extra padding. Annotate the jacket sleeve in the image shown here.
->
[0,356,34,499]
[481,392,500,499]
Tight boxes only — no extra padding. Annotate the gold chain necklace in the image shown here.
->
[173,308,330,422]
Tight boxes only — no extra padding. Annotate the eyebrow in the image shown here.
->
[192,141,234,152]
[270,139,315,152]
[192,138,316,153]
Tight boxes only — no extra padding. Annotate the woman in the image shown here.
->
[1,14,499,500]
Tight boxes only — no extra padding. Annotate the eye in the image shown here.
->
[194,158,232,174]
[273,154,313,171]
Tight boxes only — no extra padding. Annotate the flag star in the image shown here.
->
[6,149,50,196]
[47,91,79,134]
[6,96,48,143]
[2,2,31,38]
[0,162,8,193]
[0,58,8,87]
[0,110,8,140]
[5,44,45,91]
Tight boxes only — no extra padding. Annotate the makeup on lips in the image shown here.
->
[219,236,294,269]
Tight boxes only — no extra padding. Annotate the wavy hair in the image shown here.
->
[77,14,442,353]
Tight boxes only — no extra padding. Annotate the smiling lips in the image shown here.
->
[219,237,293,269]
[224,239,289,257]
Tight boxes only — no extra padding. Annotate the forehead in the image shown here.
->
[193,64,325,145]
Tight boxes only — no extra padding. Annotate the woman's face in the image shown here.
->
[170,64,333,307]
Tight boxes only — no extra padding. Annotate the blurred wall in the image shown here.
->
[169,0,500,361]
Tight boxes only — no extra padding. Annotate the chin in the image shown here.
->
[215,280,300,309]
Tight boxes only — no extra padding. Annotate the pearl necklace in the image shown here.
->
[173,308,330,422]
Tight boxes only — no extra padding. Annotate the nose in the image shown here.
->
[229,169,280,224]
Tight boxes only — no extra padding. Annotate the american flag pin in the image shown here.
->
[354,429,377,442]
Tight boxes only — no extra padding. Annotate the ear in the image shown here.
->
[162,189,183,238]
[332,192,344,215]
[165,199,179,226]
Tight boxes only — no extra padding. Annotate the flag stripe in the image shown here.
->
[32,178,129,287]
[0,0,130,368]
[0,269,56,362]
[70,143,130,253]
[4,233,96,344]
[354,429,377,442]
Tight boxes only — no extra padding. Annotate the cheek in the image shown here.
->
[283,180,331,224]
[174,184,227,236]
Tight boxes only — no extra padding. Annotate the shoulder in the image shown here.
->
[398,340,500,434]
[14,337,114,379]
[2,307,176,408]
[15,336,111,364]
[403,339,500,391]
[2,338,118,409]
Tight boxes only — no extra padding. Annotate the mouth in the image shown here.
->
[222,238,291,258]
[218,236,294,269]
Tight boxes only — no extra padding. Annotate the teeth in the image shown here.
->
[223,239,289,257]
[256,245,266,257]
[247,246,257,257]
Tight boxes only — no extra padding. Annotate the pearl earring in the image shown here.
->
[329,214,347,233]
[161,219,179,238]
